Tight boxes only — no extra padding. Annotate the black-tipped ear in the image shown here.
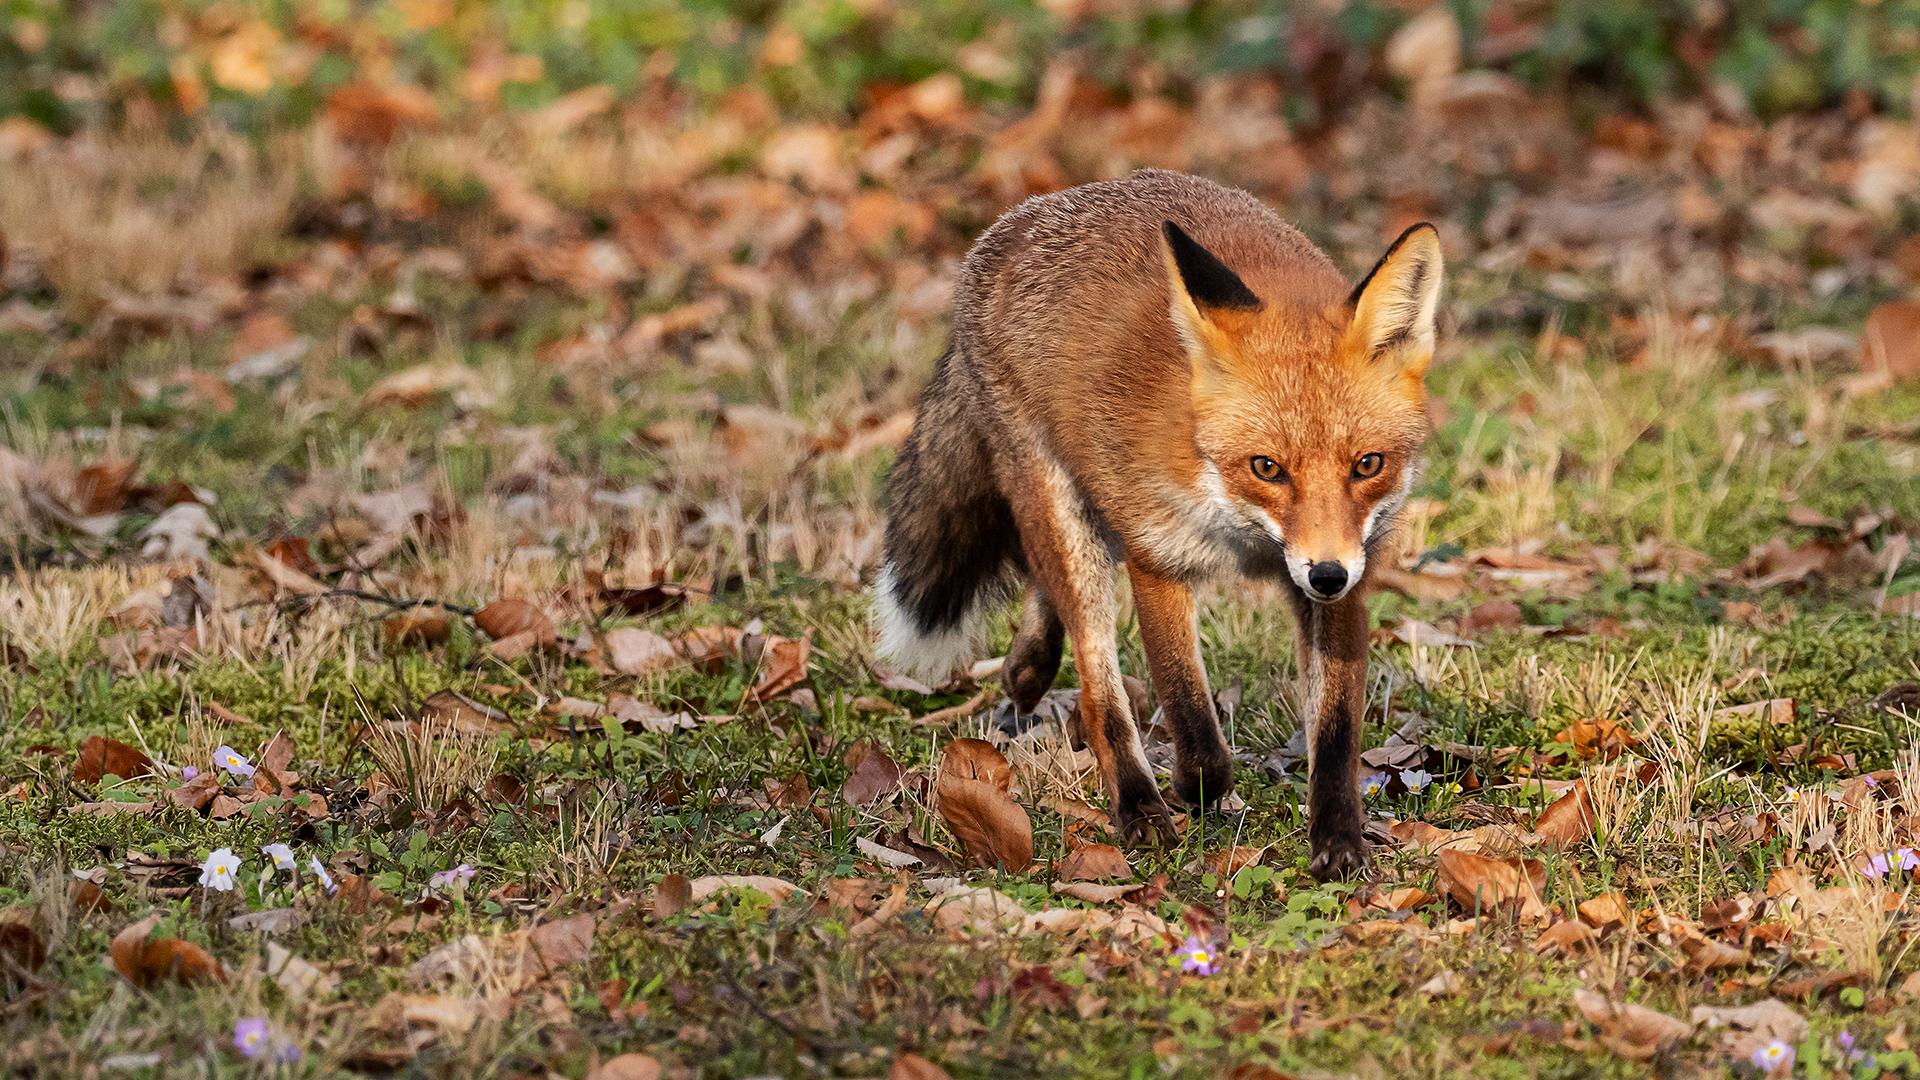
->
[1163,220,1262,312]
[1348,222,1443,377]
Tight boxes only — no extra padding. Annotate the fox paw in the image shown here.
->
[1115,791,1182,848]
[1172,748,1234,809]
[1308,831,1369,882]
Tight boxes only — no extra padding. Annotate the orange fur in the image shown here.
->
[877,169,1443,873]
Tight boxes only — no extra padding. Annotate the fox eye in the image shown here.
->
[1352,452,1385,479]
[1250,456,1287,483]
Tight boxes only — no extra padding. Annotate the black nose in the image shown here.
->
[1307,561,1348,597]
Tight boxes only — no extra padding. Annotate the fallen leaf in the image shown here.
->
[1577,892,1631,928]
[74,736,154,784]
[1680,936,1751,971]
[745,632,810,703]
[939,738,1014,792]
[0,910,47,980]
[936,771,1034,871]
[602,627,679,676]
[1057,843,1132,882]
[1862,300,1920,381]
[1691,998,1807,1059]
[588,1054,664,1080]
[109,915,226,988]
[474,599,556,645]
[420,690,514,736]
[1202,846,1270,876]
[653,874,691,920]
[855,836,922,869]
[1534,919,1598,955]
[842,740,904,805]
[265,941,339,1004]
[1460,597,1524,636]
[924,886,1024,934]
[687,875,803,904]
[890,1052,953,1080]
[1573,988,1692,1059]
[1434,849,1547,921]
[1533,781,1594,849]
[383,608,451,646]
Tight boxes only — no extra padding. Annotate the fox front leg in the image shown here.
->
[1127,562,1233,809]
[1296,588,1371,881]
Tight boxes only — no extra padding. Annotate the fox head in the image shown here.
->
[1162,219,1442,602]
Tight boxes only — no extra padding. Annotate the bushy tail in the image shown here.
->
[873,348,1018,679]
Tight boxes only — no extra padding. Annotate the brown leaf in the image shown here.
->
[1680,936,1751,972]
[746,632,810,704]
[939,738,1013,793]
[1577,891,1631,928]
[1573,988,1692,1060]
[420,690,514,736]
[383,608,451,647]
[0,910,47,980]
[1434,849,1547,921]
[524,913,596,975]
[474,599,556,645]
[602,627,679,676]
[890,1052,953,1080]
[1533,781,1594,849]
[841,740,904,806]
[109,914,226,988]
[687,875,803,904]
[1533,918,1598,955]
[763,774,811,809]
[1460,597,1524,636]
[1057,843,1132,882]
[72,459,137,515]
[74,736,153,784]
[1863,300,1920,381]
[936,772,1034,872]
[588,1054,663,1080]
[652,874,691,920]
[1202,846,1270,876]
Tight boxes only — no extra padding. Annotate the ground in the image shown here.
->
[4,6,1920,1078]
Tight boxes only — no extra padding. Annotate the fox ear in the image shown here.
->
[1348,223,1443,380]
[1162,220,1262,372]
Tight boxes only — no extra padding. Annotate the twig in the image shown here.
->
[716,968,853,1058]
[228,587,478,618]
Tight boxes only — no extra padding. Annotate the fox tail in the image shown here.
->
[873,347,1018,679]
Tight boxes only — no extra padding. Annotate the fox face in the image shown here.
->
[1163,220,1443,601]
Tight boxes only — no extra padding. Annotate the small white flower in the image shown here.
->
[199,848,242,892]
[308,856,336,895]
[1400,768,1434,795]
[261,843,295,873]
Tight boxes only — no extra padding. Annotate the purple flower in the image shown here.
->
[1178,935,1219,976]
[1838,1030,1863,1062]
[213,745,255,779]
[1896,848,1920,872]
[1361,772,1388,798]
[1860,852,1892,880]
[428,864,477,892]
[181,765,199,782]
[1749,1038,1792,1071]
[233,1018,269,1057]
[233,1017,299,1063]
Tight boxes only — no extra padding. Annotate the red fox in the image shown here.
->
[876,169,1441,879]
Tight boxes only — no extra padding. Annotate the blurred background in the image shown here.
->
[2,0,1917,577]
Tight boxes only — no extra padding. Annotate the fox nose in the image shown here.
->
[1306,561,1349,598]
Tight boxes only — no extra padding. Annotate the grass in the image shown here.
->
[3,110,1920,1080]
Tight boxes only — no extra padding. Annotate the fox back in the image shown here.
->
[876,169,1441,677]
